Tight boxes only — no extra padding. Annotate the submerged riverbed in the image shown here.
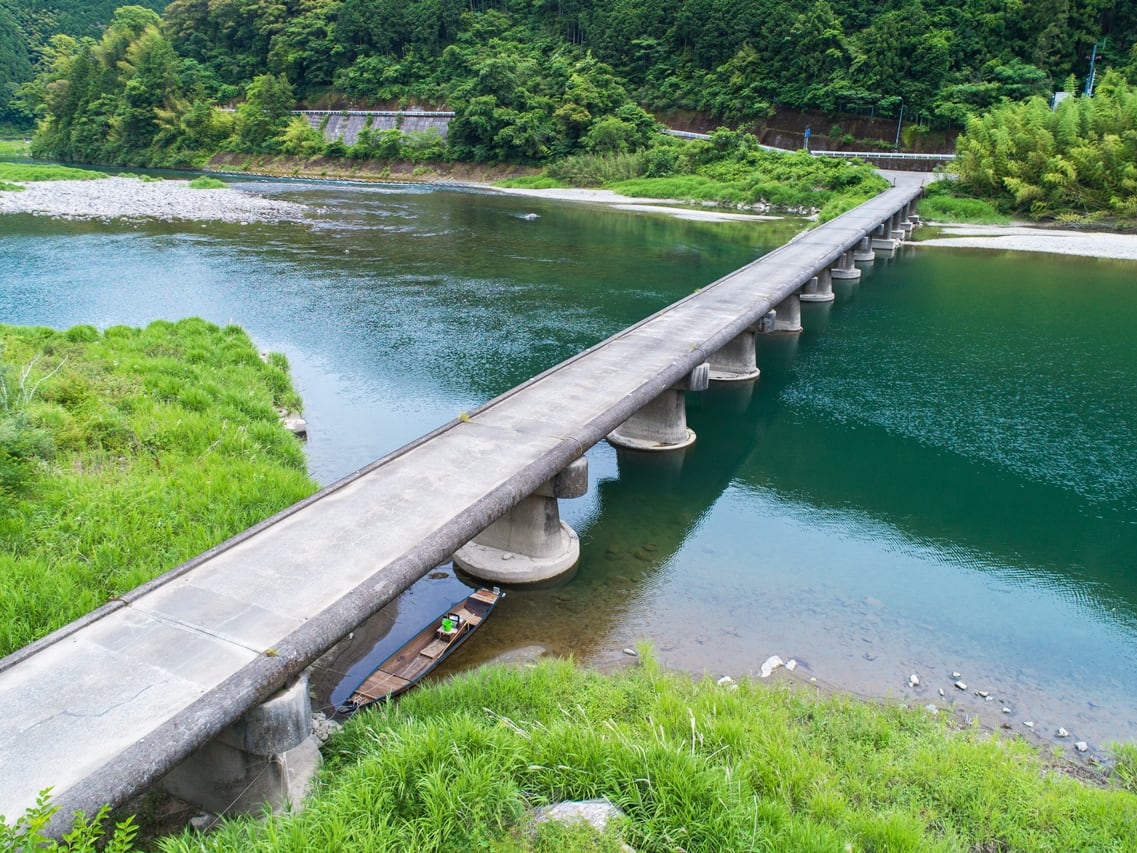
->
[3,176,1135,755]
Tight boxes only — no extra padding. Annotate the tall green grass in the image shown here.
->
[0,162,106,183]
[917,180,1010,224]
[155,654,1136,852]
[0,139,31,157]
[545,138,887,217]
[0,320,317,655]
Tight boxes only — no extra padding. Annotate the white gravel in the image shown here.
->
[0,176,309,222]
[915,223,1137,261]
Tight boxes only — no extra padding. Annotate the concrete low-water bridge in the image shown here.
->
[0,178,924,832]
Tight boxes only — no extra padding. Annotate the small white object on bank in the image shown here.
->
[1075,741,1089,753]
[909,673,920,687]
[1056,727,1070,738]
[954,680,967,691]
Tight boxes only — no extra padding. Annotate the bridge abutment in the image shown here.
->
[453,458,587,584]
[608,363,709,450]
[158,675,319,818]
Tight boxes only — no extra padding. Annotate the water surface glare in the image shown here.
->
[2,179,1134,751]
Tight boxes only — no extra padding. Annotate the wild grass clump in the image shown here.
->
[546,131,887,216]
[158,654,1137,852]
[0,162,106,183]
[0,180,24,191]
[0,320,317,655]
[917,180,1009,224]
[187,175,227,189]
[0,138,31,157]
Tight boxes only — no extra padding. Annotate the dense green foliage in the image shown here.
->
[146,655,1136,852]
[915,179,1010,224]
[952,69,1137,221]
[18,0,1137,172]
[536,130,887,218]
[156,0,1137,125]
[0,319,317,656]
[0,0,167,130]
[0,791,137,853]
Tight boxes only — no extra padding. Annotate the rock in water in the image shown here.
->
[760,655,784,678]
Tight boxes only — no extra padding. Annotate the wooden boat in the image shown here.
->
[338,587,503,713]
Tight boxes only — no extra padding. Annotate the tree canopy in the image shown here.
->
[14,0,1137,199]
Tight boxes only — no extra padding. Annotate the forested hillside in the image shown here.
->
[0,0,167,129]
[12,0,1137,221]
[158,0,1137,123]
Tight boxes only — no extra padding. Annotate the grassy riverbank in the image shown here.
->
[207,134,887,220]
[0,320,318,656]
[151,654,1136,852]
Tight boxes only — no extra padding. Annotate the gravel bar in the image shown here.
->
[0,176,309,222]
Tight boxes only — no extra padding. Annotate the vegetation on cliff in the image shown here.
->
[0,319,317,657]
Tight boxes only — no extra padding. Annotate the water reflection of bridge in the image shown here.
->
[0,180,925,831]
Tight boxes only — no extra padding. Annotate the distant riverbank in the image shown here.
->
[0,175,309,222]
[7,170,1137,259]
[913,223,1137,261]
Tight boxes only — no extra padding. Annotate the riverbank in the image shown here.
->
[0,174,309,222]
[913,222,1137,260]
[157,655,1136,852]
[12,165,1137,252]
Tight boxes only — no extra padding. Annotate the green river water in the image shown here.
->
[2,178,1134,752]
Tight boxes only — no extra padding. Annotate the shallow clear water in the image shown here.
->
[3,179,1134,751]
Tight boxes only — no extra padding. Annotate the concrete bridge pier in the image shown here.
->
[871,222,901,253]
[608,363,710,451]
[158,675,320,818]
[830,249,862,280]
[889,212,907,242]
[708,312,775,382]
[763,293,802,335]
[800,268,835,303]
[454,458,587,584]
[853,236,875,263]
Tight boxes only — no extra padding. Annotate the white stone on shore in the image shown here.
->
[760,655,784,678]
[954,680,967,691]
[0,176,309,223]
[1056,727,1070,738]
[1075,741,1089,753]
[909,673,920,687]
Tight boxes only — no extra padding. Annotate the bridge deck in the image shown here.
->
[0,179,924,822]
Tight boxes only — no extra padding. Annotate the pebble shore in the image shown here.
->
[0,176,309,223]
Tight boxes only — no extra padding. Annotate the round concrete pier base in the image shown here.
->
[853,250,875,262]
[708,366,760,383]
[830,266,861,280]
[799,291,835,303]
[607,426,696,451]
[454,522,579,584]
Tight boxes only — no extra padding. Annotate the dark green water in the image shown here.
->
[2,179,1134,750]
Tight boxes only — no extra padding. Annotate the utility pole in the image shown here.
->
[893,100,904,150]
